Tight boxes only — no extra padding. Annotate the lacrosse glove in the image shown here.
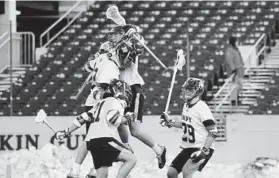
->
[190,147,210,164]
[54,128,71,141]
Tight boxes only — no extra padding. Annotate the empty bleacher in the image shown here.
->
[0,1,278,116]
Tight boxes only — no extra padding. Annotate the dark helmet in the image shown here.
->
[121,24,144,55]
[109,25,125,34]
[181,78,204,102]
[114,24,144,69]
[121,24,138,33]
[115,41,135,70]
[109,79,133,107]
[108,25,125,42]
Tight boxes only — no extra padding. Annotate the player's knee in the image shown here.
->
[100,172,108,178]
[125,152,137,166]
[167,168,178,178]
[130,128,138,137]
[129,124,141,138]
[97,169,108,178]
[182,170,193,178]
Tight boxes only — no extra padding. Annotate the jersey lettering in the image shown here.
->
[180,101,215,149]
[182,115,192,123]
[182,122,196,143]
[92,100,105,122]
[85,97,124,141]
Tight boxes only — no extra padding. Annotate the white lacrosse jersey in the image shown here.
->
[85,97,125,141]
[97,40,144,86]
[87,53,120,84]
[120,56,145,86]
[85,53,120,106]
[180,100,215,149]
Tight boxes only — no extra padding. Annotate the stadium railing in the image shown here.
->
[40,0,94,48]
[16,32,35,66]
[213,33,267,114]
[0,32,35,66]
[212,34,267,142]
[0,31,9,49]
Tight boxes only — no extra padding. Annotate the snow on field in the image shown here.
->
[0,144,278,178]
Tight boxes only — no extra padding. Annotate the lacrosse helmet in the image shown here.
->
[121,24,144,56]
[108,25,125,43]
[114,24,144,70]
[181,78,205,103]
[115,41,135,70]
[109,79,133,107]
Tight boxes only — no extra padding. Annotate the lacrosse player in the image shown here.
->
[89,24,166,169]
[69,54,120,178]
[68,29,135,178]
[160,78,218,178]
[117,24,167,169]
[55,79,137,178]
[89,24,166,168]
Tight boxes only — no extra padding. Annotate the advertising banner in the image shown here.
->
[1,115,279,164]
[0,116,86,152]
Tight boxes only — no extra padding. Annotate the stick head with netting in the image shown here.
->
[35,109,47,123]
[106,5,126,25]
[175,49,186,71]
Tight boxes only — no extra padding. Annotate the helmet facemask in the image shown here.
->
[116,40,135,70]
[107,26,125,43]
[110,79,133,107]
[181,78,204,103]
[108,32,123,43]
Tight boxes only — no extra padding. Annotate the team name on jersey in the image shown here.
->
[182,115,192,123]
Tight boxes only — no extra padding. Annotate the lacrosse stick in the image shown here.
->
[35,109,57,133]
[134,93,140,120]
[71,72,94,100]
[106,5,168,70]
[164,49,186,113]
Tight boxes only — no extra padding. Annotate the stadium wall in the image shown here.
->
[0,115,278,165]
[0,1,20,69]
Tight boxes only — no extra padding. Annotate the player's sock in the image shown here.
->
[152,144,163,155]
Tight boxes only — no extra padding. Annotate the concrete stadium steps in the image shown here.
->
[209,67,278,114]
[0,67,26,91]
[246,69,276,76]
[263,39,279,68]
[208,97,257,106]
[209,105,250,114]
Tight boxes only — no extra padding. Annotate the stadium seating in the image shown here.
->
[248,73,279,114]
[0,1,278,116]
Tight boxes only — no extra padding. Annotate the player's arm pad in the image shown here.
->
[72,112,94,127]
[84,60,95,72]
[106,109,121,127]
[92,86,105,100]
[203,119,218,139]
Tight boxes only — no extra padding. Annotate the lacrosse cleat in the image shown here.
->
[157,145,167,169]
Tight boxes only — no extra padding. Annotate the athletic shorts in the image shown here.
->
[86,137,126,169]
[124,84,144,122]
[170,147,214,173]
